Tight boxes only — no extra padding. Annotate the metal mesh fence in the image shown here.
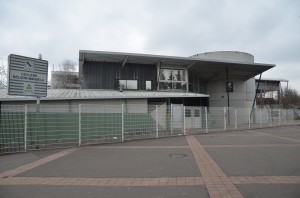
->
[0,105,25,153]
[26,105,79,150]
[80,104,122,145]
[0,104,297,154]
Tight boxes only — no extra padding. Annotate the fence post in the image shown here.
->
[122,104,124,142]
[200,107,202,129]
[24,105,28,151]
[285,109,287,125]
[205,107,208,133]
[248,108,251,130]
[292,109,294,125]
[170,104,173,134]
[156,105,159,138]
[270,109,272,127]
[279,109,281,126]
[235,108,237,130]
[183,106,186,135]
[224,107,227,131]
[267,108,269,127]
[260,108,262,128]
[78,104,81,146]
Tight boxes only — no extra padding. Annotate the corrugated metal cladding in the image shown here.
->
[82,61,157,90]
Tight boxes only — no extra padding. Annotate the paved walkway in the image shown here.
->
[1,126,300,198]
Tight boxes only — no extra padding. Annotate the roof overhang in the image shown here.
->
[255,78,289,82]
[0,89,209,102]
[79,50,275,81]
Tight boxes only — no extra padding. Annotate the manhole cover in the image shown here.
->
[169,154,187,158]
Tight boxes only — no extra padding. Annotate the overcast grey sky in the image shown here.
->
[0,0,299,91]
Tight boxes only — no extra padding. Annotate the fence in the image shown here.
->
[0,104,297,154]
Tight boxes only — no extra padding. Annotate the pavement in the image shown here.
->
[0,125,300,198]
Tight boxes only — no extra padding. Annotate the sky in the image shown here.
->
[0,0,299,91]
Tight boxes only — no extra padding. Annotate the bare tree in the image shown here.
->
[0,59,7,89]
[59,59,76,72]
[280,87,300,108]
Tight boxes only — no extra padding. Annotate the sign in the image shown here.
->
[8,54,48,97]
[226,81,233,92]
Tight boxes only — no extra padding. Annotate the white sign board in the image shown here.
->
[8,54,48,97]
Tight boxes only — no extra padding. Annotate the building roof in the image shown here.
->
[0,89,209,102]
[80,50,275,81]
[255,78,289,82]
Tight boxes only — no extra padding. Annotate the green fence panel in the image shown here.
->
[27,112,79,148]
[0,112,25,153]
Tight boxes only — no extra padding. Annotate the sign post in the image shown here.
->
[8,54,48,99]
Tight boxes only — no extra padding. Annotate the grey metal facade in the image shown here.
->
[81,61,157,90]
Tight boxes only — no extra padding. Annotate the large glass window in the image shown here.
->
[159,68,186,91]
[117,80,138,90]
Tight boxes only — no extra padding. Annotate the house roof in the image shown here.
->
[0,89,209,102]
[80,50,275,81]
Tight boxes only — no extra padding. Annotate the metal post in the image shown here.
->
[78,104,81,146]
[248,108,251,130]
[224,107,227,131]
[122,104,124,142]
[24,105,28,150]
[260,108,262,128]
[36,97,40,105]
[156,105,159,138]
[279,109,281,126]
[226,68,230,108]
[183,106,186,135]
[285,109,287,125]
[170,104,173,134]
[199,107,202,129]
[292,109,294,125]
[235,108,237,130]
[251,73,262,119]
[205,107,208,133]
[265,109,270,126]
[270,109,272,127]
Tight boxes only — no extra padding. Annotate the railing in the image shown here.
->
[0,104,297,154]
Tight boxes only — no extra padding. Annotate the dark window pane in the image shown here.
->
[185,109,191,117]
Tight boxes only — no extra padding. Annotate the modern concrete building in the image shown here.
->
[78,50,274,108]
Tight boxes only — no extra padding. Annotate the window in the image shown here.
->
[146,81,152,90]
[194,109,200,117]
[159,68,186,91]
[117,80,138,90]
[185,109,191,117]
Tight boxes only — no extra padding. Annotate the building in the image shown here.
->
[0,50,277,145]
[51,71,80,89]
[255,78,289,107]
[78,50,274,108]
[0,50,274,108]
